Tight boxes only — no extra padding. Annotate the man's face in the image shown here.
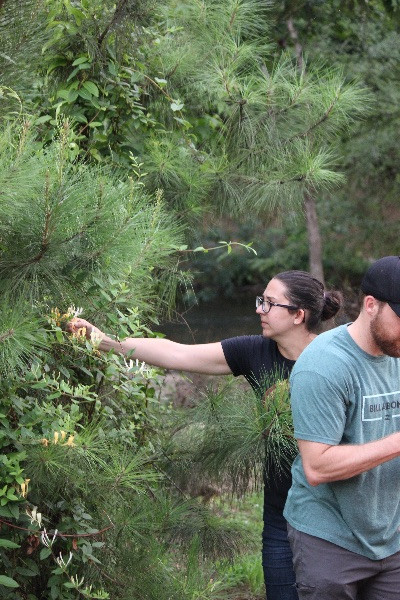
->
[370,302,400,357]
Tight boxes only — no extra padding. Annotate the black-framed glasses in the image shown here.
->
[256,296,299,314]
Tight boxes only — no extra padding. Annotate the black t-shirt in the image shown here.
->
[221,335,295,516]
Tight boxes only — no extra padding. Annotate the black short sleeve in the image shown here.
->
[221,335,295,392]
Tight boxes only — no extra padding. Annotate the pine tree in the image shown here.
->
[0,121,249,599]
[153,0,370,280]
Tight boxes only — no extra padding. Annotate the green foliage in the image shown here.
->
[0,119,251,599]
[163,376,296,498]
[0,292,248,599]
[1,0,370,228]
[0,120,183,315]
[270,0,400,261]
[154,2,370,220]
[220,552,264,596]
[34,0,161,162]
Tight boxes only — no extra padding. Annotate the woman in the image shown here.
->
[68,270,342,600]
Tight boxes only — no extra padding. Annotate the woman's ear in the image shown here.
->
[294,308,305,325]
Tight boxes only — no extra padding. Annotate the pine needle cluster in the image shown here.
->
[163,374,297,498]
[153,0,371,217]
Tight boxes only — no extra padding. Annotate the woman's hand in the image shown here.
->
[66,318,105,342]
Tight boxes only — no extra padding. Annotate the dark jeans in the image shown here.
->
[262,508,298,600]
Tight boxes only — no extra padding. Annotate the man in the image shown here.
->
[284,256,400,600]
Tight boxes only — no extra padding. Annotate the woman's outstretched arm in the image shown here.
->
[67,318,232,375]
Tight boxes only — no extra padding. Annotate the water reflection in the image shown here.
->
[158,299,261,344]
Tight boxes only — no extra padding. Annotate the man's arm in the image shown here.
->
[298,434,400,486]
[67,318,232,375]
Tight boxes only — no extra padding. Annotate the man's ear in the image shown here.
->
[364,295,380,316]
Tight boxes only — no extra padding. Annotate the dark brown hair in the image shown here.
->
[274,270,343,332]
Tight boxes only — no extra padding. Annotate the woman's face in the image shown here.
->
[256,278,302,339]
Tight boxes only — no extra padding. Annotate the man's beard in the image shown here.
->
[370,312,400,358]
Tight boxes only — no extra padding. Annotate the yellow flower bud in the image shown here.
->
[20,478,31,498]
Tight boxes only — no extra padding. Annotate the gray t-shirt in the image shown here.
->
[284,324,400,560]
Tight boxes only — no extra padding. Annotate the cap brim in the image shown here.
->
[388,301,400,317]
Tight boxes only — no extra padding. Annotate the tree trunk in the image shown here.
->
[287,17,325,284]
[286,18,303,72]
[304,190,325,285]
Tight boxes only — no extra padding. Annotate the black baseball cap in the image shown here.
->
[361,256,400,317]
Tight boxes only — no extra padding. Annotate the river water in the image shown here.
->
[158,299,262,344]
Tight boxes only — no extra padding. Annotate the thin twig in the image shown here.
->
[0,329,14,343]
[0,517,113,538]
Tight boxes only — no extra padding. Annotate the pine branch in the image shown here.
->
[229,4,239,29]
[232,173,306,185]
[287,89,342,142]
[98,0,130,47]
[0,517,113,538]
[0,328,14,343]
[20,172,52,266]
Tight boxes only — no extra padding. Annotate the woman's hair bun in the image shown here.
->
[321,291,343,321]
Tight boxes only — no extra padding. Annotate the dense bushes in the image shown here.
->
[0,123,247,599]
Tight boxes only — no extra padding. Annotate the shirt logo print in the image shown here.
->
[362,391,400,422]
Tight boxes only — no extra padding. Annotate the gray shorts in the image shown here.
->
[287,524,400,600]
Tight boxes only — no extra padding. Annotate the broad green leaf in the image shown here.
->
[78,88,93,101]
[107,62,117,76]
[40,547,52,560]
[89,148,102,161]
[82,81,99,97]
[0,538,20,549]
[0,503,19,520]
[15,567,36,577]
[173,116,192,128]
[6,489,18,500]
[72,113,88,124]
[57,90,78,103]
[129,71,144,83]
[99,289,111,301]
[35,115,52,125]
[56,90,71,100]
[46,57,68,75]
[170,102,184,111]
[66,66,81,82]
[0,575,19,588]
[72,56,89,66]
[69,7,85,26]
